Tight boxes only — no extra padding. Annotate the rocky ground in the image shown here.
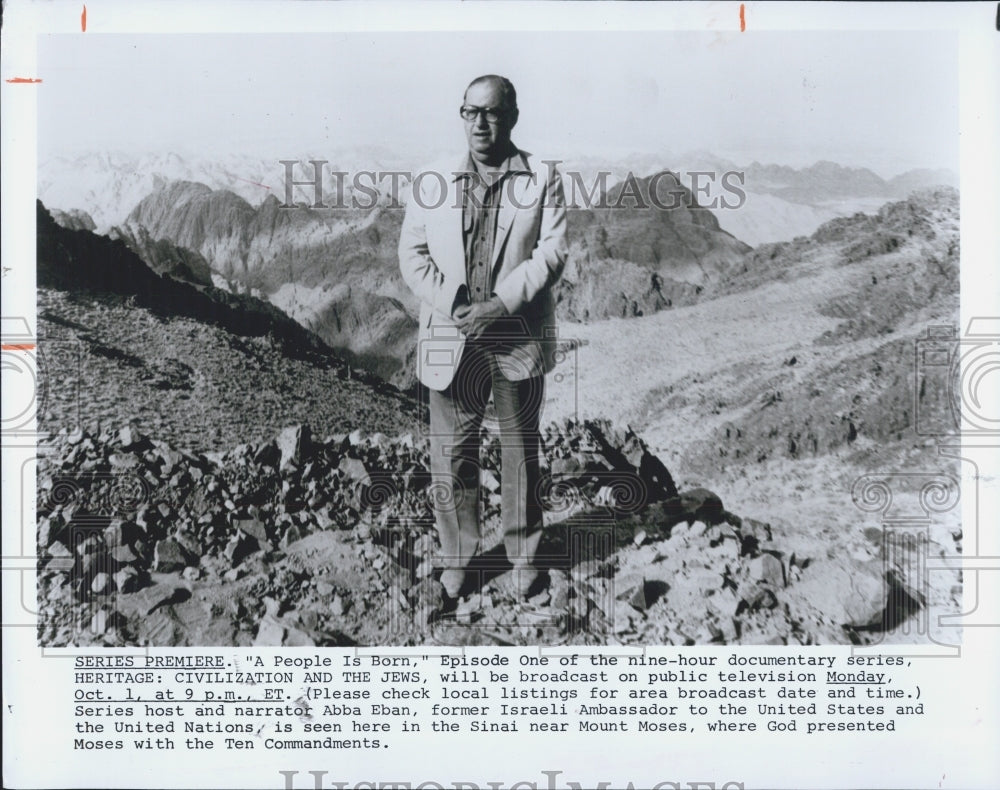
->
[34,188,962,647]
[36,415,950,647]
[37,288,416,452]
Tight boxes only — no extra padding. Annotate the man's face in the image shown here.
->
[463,80,517,161]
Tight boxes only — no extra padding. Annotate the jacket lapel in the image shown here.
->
[429,162,467,283]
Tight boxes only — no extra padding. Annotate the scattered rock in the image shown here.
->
[551,456,584,477]
[863,526,883,544]
[840,561,890,628]
[750,553,786,588]
[411,578,445,625]
[117,583,187,617]
[91,573,113,595]
[46,555,75,573]
[234,517,268,544]
[48,541,72,558]
[104,520,134,546]
[114,567,141,594]
[36,415,852,647]
[455,594,481,624]
[153,538,192,573]
[283,625,317,647]
[330,594,347,616]
[254,615,285,646]
[223,532,260,567]
[91,609,111,634]
[111,543,140,563]
[277,424,312,469]
[119,424,143,448]
[739,584,778,613]
[679,488,724,524]
[253,439,280,467]
[480,469,500,493]
[339,456,371,487]
[280,524,305,548]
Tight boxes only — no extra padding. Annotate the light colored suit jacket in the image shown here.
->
[398,149,568,390]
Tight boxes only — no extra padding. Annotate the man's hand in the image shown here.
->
[453,297,508,339]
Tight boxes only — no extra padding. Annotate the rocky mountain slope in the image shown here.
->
[566,170,752,284]
[37,202,863,647]
[268,282,417,389]
[542,188,960,470]
[37,201,415,451]
[541,186,964,652]
[34,187,961,648]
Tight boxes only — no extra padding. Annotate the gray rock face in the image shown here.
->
[153,538,194,573]
[277,425,312,470]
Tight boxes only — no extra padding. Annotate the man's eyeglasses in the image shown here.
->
[459,105,505,123]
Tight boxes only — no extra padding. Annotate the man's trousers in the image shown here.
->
[427,337,545,596]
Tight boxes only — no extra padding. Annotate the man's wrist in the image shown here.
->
[490,294,509,315]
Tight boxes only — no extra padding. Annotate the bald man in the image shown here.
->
[399,75,568,609]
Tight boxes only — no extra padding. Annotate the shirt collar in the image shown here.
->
[454,145,530,181]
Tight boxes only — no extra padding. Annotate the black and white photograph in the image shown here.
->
[30,25,965,649]
[3,3,999,789]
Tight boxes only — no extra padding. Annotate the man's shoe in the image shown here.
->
[413,577,460,625]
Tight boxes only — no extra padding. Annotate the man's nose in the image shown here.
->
[475,113,489,129]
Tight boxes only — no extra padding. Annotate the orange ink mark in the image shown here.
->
[5,77,43,84]
[2,344,36,351]
[82,5,87,32]
[739,3,746,31]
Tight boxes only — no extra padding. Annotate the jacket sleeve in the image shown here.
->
[492,164,569,316]
[397,178,467,318]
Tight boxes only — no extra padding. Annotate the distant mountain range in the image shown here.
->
[48,162,757,387]
[561,152,957,246]
[39,149,958,388]
[38,151,410,232]
[39,150,957,242]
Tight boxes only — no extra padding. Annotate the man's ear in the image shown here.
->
[508,108,519,130]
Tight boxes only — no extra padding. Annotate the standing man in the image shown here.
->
[398,75,568,607]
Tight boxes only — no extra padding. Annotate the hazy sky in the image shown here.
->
[38,30,959,177]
